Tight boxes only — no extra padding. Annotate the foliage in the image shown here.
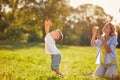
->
[0,32,7,40]
[116,25,120,47]
[62,4,112,46]
[0,0,70,42]
[28,31,41,42]
[0,1,120,46]
[0,43,120,80]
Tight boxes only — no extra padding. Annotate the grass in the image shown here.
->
[0,42,120,80]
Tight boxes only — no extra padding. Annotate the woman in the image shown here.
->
[91,22,118,78]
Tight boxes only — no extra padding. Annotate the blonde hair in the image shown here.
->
[103,22,117,36]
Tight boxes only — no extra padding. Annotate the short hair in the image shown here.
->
[56,29,63,41]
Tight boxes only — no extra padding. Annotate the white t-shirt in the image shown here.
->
[45,33,60,54]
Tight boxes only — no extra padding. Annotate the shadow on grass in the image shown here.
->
[0,40,68,50]
[47,75,61,80]
[83,73,120,80]
[0,40,44,50]
[105,76,120,80]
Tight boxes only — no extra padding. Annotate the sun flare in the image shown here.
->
[69,0,120,24]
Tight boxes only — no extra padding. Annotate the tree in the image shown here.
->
[35,0,70,41]
[62,4,112,46]
[0,0,70,42]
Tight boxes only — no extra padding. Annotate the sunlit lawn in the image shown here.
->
[0,42,120,80]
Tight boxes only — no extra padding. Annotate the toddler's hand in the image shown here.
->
[44,19,52,28]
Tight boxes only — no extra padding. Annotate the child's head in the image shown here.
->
[50,29,63,41]
[102,22,117,36]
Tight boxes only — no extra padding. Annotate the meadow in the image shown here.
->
[0,42,120,80]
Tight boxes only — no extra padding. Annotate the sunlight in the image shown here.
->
[69,0,120,24]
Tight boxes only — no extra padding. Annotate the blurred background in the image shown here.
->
[0,1,120,79]
[0,0,120,47]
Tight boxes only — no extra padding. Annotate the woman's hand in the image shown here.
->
[92,26,99,36]
[91,26,99,46]
[98,35,112,53]
[97,35,107,45]
[97,35,103,41]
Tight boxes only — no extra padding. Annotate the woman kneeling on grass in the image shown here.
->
[91,22,118,78]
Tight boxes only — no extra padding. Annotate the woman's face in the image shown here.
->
[103,23,111,35]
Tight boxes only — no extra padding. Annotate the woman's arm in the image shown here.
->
[103,41,112,53]
[91,34,96,47]
[98,35,112,53]
[91,26,98,47]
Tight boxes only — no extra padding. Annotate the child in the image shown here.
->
[91,22,118,78]
[44,19,64,77]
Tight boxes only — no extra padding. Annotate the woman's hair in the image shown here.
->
[102,22,117,36]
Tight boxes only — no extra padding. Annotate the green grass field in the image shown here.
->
[0,42,120,80]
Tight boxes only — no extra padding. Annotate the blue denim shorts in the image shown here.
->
[51,54,61,70]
